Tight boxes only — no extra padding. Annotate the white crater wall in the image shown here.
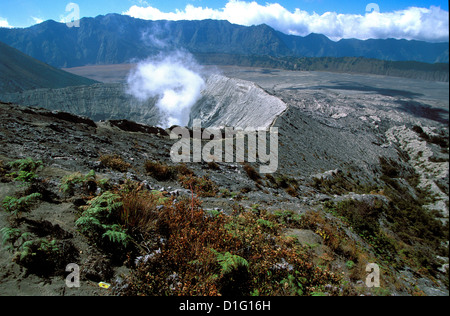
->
[189,74,287,130]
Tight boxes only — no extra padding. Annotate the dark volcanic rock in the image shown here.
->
[108,119,168,136]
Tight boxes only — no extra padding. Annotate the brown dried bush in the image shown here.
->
[144,160,177,181]
[100,154,131,172]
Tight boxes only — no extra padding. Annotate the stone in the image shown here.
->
[284,229,323,247]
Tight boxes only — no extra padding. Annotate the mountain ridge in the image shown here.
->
[0,14,448,68]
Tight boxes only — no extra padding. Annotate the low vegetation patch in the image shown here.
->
[3,157,43,185]
[242,164,263,185]
[60,170,99,196]
[325,190,448,278]
[99,154,132,172]
[8,158,43,173]
[178,175,218,197]
[2,193,42,218]
[1,223,77,276]
[144,161,178,181]
[0,160,10,182]
[1,159,78,276]
[119,195,341,296]
[312,172,375,196]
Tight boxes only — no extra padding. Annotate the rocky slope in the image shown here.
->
[1,74,287,130]
[0,97,448,296]
[0,83,161,126]
[0,68,448,296]
[1,70,448,189]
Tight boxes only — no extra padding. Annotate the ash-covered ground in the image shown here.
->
[0,67,448,296]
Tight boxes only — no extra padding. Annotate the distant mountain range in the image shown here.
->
[0,14,448,68]
[0,41,98,93]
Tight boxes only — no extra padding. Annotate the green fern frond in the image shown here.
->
[21,193,42,203]
[8,158,43,173]
[75,216,102,232]
[211,249,249,275]
[2,193,42,216]
[0,227,21,245]
[2,196,18,213]
[38,239,59,253]
[60,170,98,195]
[7,170,37,183]
[87,192,122,212]
[102,229,129,247]
[18,240,35,260]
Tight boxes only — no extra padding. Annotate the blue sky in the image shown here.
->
[1,0,448,41]
[0,0,447,27]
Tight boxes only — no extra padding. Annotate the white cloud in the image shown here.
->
[0,17,13,28]
[31,17,44,25]
[123,0,449,42]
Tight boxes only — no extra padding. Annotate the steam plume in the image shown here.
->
[126,50,205,128]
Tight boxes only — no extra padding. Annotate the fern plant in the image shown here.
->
[103,225,129,247]
[7,170,37,184]
[8,158,43,173]
[76,191,130,249]
[1,227,29,248]
[1,227,36,261]
[86,191,122,211]
[5,158,42,185]
[279,272,307,296]
[15,238,61,264]
[2,193,42,217]
[211,249,249,275]
[75,191,122,233]
[60,170,98,196]
[17,240,35,261]
[38,239,59,254]
[0,227,33,258]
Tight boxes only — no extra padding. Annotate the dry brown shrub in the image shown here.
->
[144,161,177,181]
[100,154,131,172]
[178,175,218,197]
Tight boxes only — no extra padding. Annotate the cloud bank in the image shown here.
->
[124,0,449,42]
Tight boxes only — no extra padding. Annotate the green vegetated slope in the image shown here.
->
[0,41,98,93]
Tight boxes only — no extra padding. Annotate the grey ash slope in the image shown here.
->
[0,67,449,295]
[0,73,286,129]
[0,77,449,295]
[0,83,162,125]
[189,74,287,129]
[0,41,98,93]
[1,69,448,188]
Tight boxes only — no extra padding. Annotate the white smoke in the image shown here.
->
[126,50,205,128]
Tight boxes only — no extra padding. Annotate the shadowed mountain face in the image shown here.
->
[0,41,98,93]
[0,14,448,68]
